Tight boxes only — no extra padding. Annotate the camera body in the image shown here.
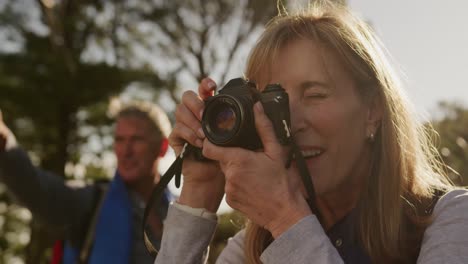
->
[201,78,291,150]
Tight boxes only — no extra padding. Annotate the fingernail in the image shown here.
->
[254,102,264,113]
[199,110,204,120]
[197,128,205,138]
[208,81,216,90]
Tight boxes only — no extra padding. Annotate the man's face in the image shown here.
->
[114,116,160,184]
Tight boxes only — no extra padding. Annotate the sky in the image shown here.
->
[347,0,468,120]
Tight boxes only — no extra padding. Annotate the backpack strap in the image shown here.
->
[50,240,64,264]
[78,182,109,264]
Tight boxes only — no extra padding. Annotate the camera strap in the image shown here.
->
[142,143,189,258]
[287,137,322,221]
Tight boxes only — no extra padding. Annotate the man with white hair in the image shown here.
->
[0,101,172,264]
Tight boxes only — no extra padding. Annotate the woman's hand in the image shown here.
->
[168,78,225,212]
[202,102,312,238]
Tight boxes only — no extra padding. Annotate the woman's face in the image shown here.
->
[261,39,378,198]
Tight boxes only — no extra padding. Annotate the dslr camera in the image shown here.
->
[201,77,291,150]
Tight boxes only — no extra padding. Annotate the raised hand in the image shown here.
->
[0,110,17,153]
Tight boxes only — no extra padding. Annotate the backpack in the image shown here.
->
[50,181,109,264]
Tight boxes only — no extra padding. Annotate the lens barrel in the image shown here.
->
[202,93,261,150]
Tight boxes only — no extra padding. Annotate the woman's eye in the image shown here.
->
[304,93,327,99]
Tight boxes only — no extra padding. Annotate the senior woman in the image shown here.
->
[157,1,468,263]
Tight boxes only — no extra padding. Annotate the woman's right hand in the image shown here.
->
[168,78,225,212]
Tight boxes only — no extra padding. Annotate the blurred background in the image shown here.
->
[0,0,466,263]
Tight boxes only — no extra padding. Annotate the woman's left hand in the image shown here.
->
[202,102,312,238]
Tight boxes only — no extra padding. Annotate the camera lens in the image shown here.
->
[212,106,237,135]
[203,96,242,145]
[201,78,263,150]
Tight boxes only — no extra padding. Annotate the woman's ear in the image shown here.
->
[366,95,383,136]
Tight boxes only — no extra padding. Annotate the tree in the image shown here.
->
[431,101,468,185]
[120,0,279,102]
[0,1,164,262]
[0,1,166,175]
[0,0,283,262]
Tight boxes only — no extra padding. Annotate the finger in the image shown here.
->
[175,102,205,139]
[201,139,225,162]
[198,78,217,100]
[0,109,7,151]
[253,102,284,159]
[202,139,246,163]
[168,123,203,155]
[181,90,206,122]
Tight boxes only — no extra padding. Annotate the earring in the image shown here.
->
[368,132,375,142]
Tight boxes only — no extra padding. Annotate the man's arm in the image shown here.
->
[0,111,95,238]
[1,148,95,229]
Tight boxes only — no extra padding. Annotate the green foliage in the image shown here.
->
[0,1,165,262]
[0,0,284,263]
[431,101,468,185]
[209,210,245,263]
[137,0,279,85]
[0,1,165,175]
[0,183,31,263]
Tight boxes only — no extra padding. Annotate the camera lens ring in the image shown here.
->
[202,95,244,146]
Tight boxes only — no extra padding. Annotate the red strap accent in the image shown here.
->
[50,240,64,264]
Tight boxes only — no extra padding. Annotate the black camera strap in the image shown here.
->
[142,143,189,258]
[287,137,322,221]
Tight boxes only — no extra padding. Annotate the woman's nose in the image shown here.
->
[289,101,306,135]
[122,141,134,155]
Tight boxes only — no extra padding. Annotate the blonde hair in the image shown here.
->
[243,1,453,263]
[109,99,171,142]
